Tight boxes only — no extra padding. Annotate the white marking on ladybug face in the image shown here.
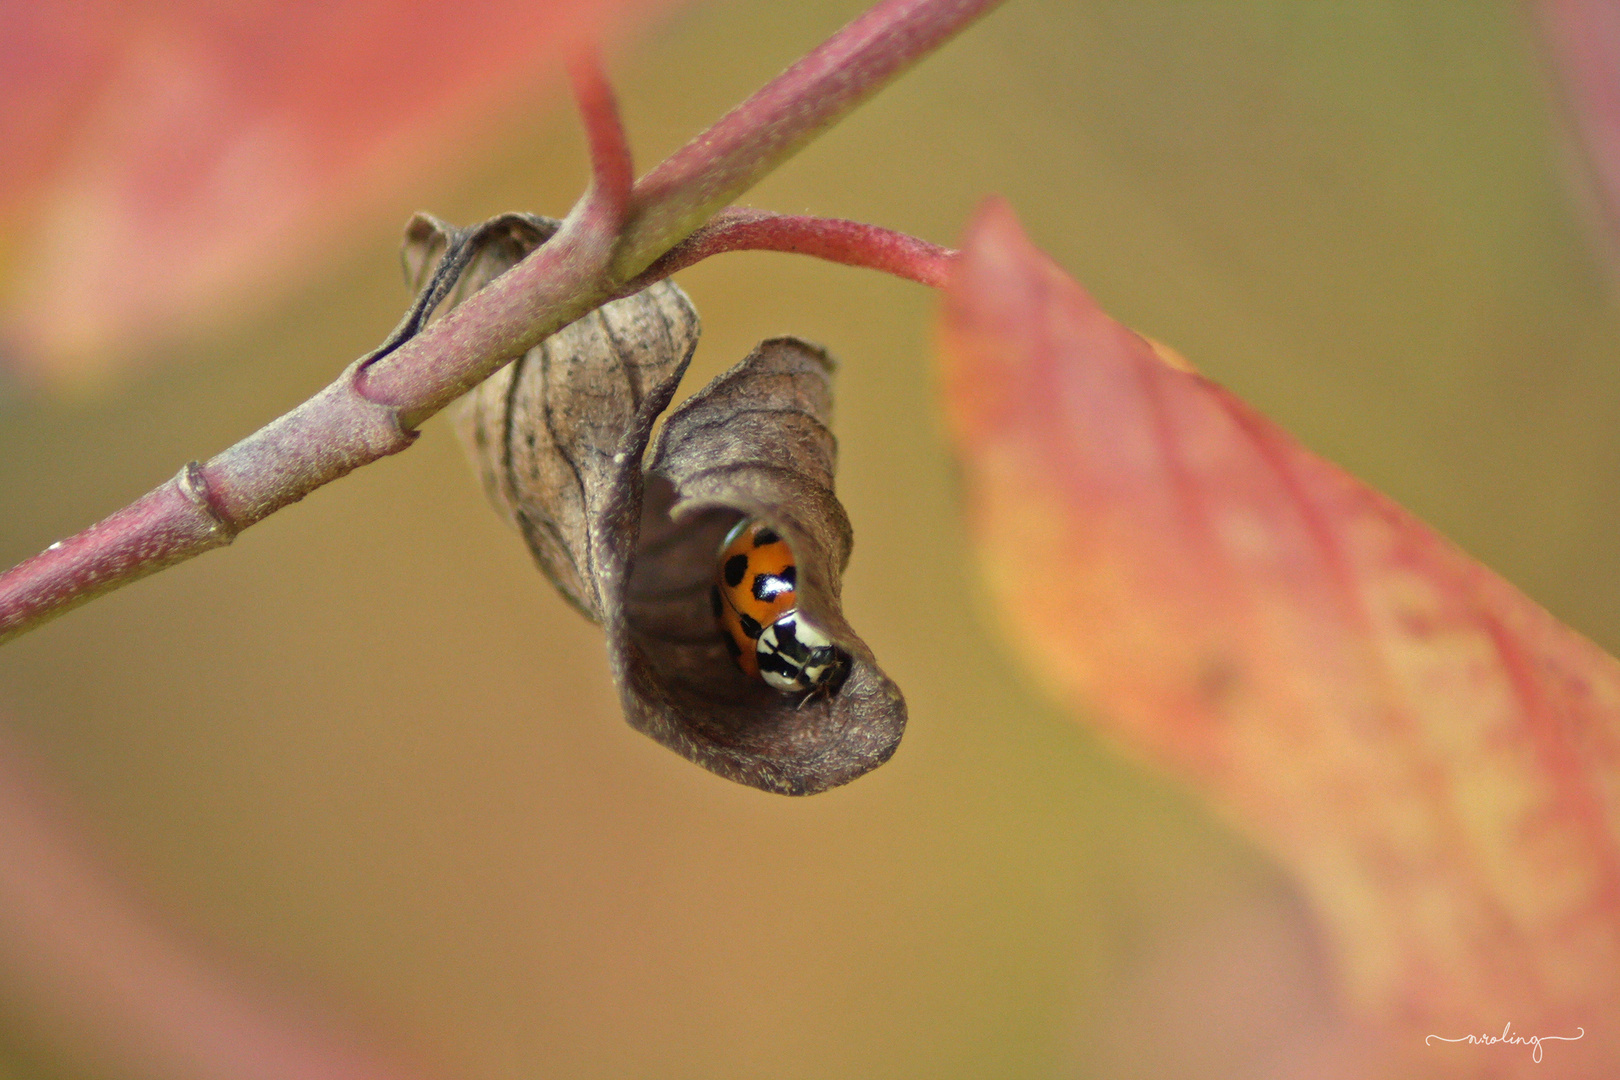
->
[787,615,832,650]
[756,611,841,694]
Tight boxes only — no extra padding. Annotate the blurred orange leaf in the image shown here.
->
[1537,0,1620,270]
[0,0,676,388]
[939,199,1620,1076]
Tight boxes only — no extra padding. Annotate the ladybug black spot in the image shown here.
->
[724,553,749,588]
[751,568,795,602]
[738,612,763,640]
[752,526,780,547]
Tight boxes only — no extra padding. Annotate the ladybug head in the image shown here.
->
[756,610,847,695]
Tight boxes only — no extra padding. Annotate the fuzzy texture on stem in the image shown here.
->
[0,0,1001,647]
[568,46,637,231]
[624,207,958,293]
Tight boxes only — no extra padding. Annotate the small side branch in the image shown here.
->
[625,208,958,293]
[615,0,1002,278]
[567,46,634,237]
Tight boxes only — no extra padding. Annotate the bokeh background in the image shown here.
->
[2,2,1618,1077]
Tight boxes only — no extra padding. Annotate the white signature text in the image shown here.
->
[1426,1023,1584,1064]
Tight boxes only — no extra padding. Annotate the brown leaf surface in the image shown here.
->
[431,214,699,619]
[939,199,1620,1074]
[415,218,905,795]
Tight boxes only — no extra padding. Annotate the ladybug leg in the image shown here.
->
[795,680,831,710]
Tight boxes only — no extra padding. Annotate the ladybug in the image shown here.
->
[711,518,846,695]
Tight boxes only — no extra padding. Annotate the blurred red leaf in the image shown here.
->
[1537,0,1620,269]
[0,724,438,1080]
[0,0,676,388]
[940,199,1620,1076]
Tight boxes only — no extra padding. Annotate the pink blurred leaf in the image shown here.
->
[1536,0,1620,269]
[0,0,678,388]
[939,199,1620,1076]
[0,725,439,1080]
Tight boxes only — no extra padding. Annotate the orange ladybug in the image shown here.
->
[711,518,845,694]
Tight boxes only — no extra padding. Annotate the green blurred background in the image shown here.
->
[2,2,1617,1076]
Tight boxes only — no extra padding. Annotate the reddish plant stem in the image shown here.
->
[0,469,229,648]
[566,45,635,237]
[0,372,417,646]
[357,48,638,428]
[0,0,1005,647]
[361,0,1002,426]
[622,207,958,295]
[613,0,1002,278]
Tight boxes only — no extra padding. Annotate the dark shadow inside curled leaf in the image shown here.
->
[414,214,904,794]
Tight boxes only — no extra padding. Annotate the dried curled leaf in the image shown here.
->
[940,199,1619,1075]
[408,215,905,794]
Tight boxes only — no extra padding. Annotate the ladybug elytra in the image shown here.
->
[711,518,846,695]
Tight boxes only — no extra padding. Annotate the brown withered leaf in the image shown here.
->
[940,199,1618,1076]
[418,212,696,620]
[406,216,905,795]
